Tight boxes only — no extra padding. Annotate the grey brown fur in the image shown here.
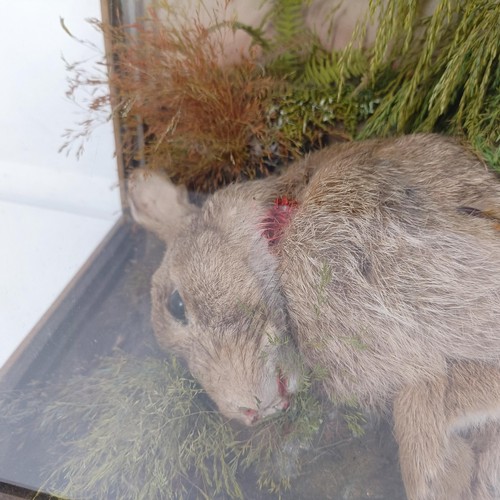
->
[129,134,500,500]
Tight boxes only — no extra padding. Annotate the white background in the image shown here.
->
[0,1,121,369]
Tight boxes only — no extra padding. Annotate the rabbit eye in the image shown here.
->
[167,289,187,325]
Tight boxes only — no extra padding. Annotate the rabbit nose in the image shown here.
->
[279,398,290,411]
[241,407,260,425]
[270,396,290,414]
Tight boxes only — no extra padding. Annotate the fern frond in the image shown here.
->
[272,0,306,46]
[303,47,368,88]
[302,48,342,87]
[265,0,315,77]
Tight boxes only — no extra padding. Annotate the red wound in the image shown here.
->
[261,196,298,247]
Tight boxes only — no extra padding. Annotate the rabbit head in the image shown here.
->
[129,171,300,425]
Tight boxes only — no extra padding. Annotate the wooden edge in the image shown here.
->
[100,0,128,209]
[0,481,58,500]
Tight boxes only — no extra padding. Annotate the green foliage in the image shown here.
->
[343,408,367,438]
[62,0,499,187]
[245,1,375,145]
[1,355,325,500]
[349,0,499,168]
[43,357,235,500]
[252,0,499,167]
[303,47,368,88]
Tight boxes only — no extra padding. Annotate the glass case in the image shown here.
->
[2,1,499,499]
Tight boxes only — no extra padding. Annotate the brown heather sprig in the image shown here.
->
[62,10,289,191]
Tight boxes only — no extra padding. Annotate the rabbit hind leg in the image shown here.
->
[466,420,500,500]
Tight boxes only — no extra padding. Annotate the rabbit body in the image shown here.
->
[129,134,500,499]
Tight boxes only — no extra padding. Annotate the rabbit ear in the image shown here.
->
[128,169,199,241]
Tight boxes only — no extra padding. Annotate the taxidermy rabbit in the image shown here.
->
[129,134,500,500]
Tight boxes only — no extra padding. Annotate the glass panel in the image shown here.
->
[0,0,121,369]
[2,1,498,500]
